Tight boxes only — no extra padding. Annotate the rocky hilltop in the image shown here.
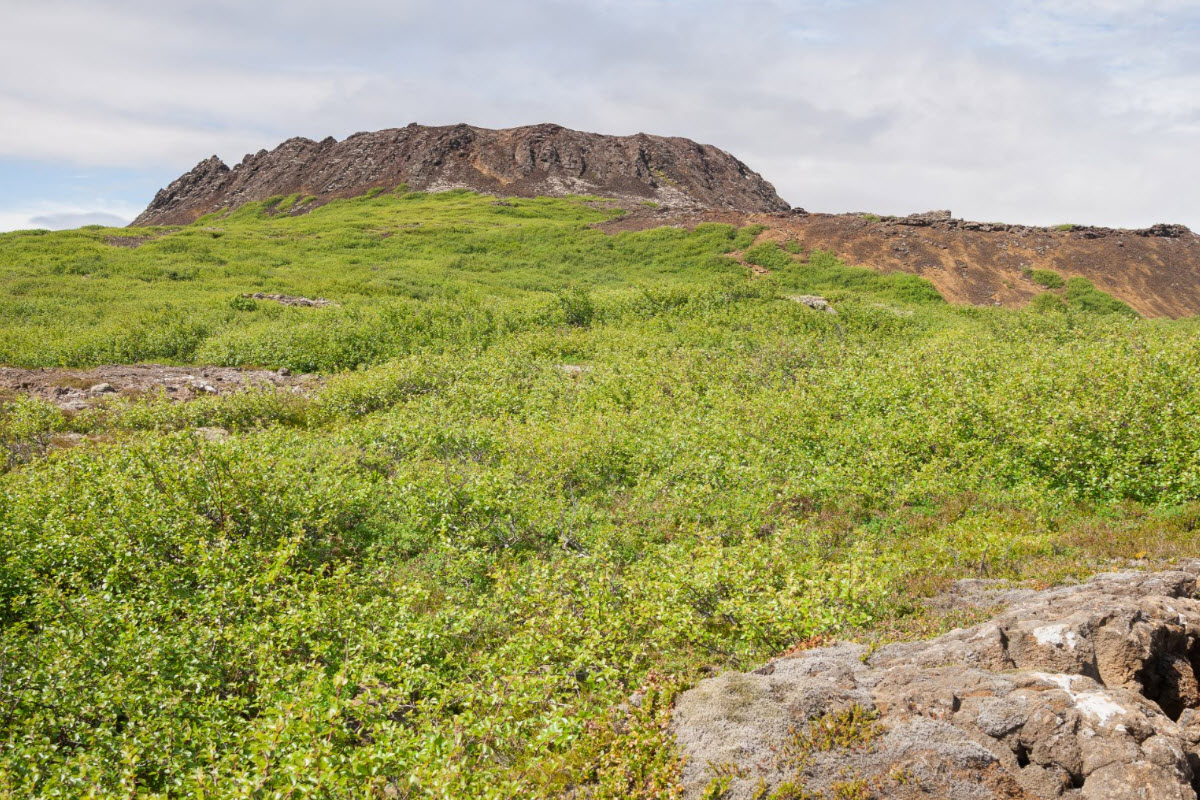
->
[132,123,789,226]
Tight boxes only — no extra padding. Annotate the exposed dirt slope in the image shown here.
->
[132,123,788,226]
[603,208,1200,319]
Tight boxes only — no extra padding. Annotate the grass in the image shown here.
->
[1064,276,1138,317]
[744,242,796,271]
[1027,268,1065,289]
[1021,269,1135,317]
[776,706,882,772]
[0,190,1198,798]
[1028,292,1068,313]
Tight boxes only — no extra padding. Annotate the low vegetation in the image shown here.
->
[1064,276,1139,317]
[0,190,1197,798]
[1027,268,1065,289]
[1022,268,1135,317]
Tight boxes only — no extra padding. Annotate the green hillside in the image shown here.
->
[2,190,1199,798]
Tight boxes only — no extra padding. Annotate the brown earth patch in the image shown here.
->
[104,236,152,249]
[0,365,318,411]
[104,230,176,248]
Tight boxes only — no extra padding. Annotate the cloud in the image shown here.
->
[2,0,1199,227]
[0,200,139,233]
[27,211,132,230]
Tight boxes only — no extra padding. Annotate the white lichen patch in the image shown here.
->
[1033,624,1078,649]
[1032,672,1126,726]
[1076,693,1125,725]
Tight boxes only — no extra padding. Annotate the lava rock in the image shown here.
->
[672,568,1200,799]
[132,123,790,226]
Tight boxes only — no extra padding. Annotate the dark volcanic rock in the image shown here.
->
[132,123,789,226]
[1137,223,1193,239]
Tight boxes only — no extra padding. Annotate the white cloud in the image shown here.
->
[27,211,132,229]
[1,0,1199,227]
[0,202,138,233]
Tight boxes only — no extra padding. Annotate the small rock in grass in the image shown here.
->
[790,295,838,315]
[89,382,117,394]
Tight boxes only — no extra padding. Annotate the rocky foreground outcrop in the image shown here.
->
[672,567,1200,799]
[131,123,788,226]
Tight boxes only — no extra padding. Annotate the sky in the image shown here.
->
[2,0,1199,231]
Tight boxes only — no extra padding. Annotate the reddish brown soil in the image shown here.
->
[0,365,317,411]
[601,210,1200,319]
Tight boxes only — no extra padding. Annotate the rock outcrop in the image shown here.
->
[883,210,1191,240]
[672,567,1200,799]
[131,123,789,226]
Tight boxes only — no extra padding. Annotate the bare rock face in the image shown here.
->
[672,567,1200,799]
[131,123,789,226]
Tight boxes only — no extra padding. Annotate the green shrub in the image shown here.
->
[229,294,258,312]
[276,194,301,212]
[744,242,795,271]
[732,224,767,250]
[1029,269,1065,289]
[1065,277,1138,317]
[558,287,596,327]
[1028,292,1067,313]
[785,249,944,306]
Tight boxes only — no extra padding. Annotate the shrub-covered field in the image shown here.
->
[1,191,1199,798]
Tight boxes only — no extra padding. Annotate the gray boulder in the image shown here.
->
[672,567,1200,799]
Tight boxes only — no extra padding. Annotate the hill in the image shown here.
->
[134,122,1200,318]
[607,208,1200,318]
[4,191,1200,798]
[132,123,789,226]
